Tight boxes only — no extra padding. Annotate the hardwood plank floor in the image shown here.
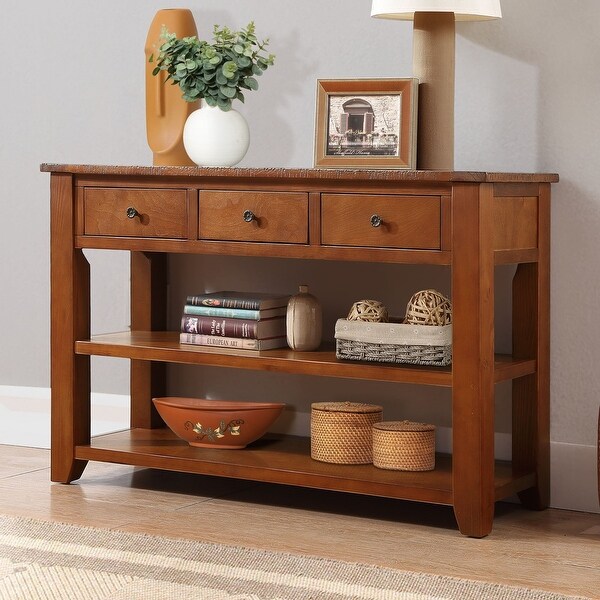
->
[0,444,598,598]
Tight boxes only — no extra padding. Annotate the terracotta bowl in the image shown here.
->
[152,397,285,449]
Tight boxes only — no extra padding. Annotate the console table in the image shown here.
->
[43,164,558,537]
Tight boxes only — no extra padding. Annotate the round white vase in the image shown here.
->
[183,103,250,167]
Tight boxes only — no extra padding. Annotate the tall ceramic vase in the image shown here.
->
[183,102,250,167]
[145,9,199,166]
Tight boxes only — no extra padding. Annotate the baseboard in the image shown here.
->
[550,440,599,514]
[0,385,129,449]
[1,386,597,513]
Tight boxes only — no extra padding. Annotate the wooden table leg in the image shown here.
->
[50,173,90,483]
[130,251,167,429]
[512,184,551,510]
[451,183,496,537]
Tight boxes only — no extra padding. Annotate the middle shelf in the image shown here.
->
[75,331,536,386]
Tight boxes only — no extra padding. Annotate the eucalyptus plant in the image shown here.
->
[150,21,275,111]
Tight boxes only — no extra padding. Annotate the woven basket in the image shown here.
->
[311,402,383,464]
[372,421,435,471]
[334,319,452,367]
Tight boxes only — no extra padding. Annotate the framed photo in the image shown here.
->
[314,78,417,169]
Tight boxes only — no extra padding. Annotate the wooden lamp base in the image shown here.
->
[413,12,455,170]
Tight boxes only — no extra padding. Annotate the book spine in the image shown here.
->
[186,295,261,310]
[181,315,258,338]
[180,333,260,349]
[183,305,260,319]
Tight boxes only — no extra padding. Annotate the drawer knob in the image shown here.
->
[370,214,383,228]
[243,209,256,223]
[126,206,139,219]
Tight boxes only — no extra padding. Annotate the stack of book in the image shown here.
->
[180,291,290,350]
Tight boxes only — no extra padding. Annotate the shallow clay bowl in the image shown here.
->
[152,397,286,449]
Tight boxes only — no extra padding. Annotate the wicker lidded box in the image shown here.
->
[372,420,435,471]
[311,402,382,464]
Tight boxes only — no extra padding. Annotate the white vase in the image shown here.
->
[183,103,250,167]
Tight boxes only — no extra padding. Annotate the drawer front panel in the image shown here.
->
[321,194,441,249]
[199,191,309,243]
[84,188,188,238]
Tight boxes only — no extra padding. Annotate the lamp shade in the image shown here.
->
[371,0,501,21]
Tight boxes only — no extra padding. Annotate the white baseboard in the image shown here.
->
[1,386,597,513]
[550,441,599,514]
[0,385,129,449]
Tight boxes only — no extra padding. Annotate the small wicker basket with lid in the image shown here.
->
[372,420,435,471]
[311,401,382,464]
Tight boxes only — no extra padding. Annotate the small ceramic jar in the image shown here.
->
[286,285,322,351]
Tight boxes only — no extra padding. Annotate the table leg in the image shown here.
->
[50,173,90,483]
[451,183,496,537]
[512,184,550,509]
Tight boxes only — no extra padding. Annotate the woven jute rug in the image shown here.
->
[0,515,587,600]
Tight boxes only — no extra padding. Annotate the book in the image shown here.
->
[182,304,287,320]
[181,314,286,339]
[180,332,288,350]
[185,291,290,310]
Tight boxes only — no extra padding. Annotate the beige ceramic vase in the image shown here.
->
[286,285,322,351]
[145,9,199,166]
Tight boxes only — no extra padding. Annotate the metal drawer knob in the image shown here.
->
[243,209,256,222]
[126,206,139,219]
[370,214,383,228]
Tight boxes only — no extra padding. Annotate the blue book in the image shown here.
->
[183,305,287,320]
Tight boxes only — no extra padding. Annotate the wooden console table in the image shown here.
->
[43,164,558,537]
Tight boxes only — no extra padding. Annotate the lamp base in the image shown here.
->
[413,12,455,170]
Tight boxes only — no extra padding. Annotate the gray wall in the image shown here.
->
[1,1,598,475]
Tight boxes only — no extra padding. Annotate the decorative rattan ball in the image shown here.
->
[347,299,389,323]
[405,290,452,326]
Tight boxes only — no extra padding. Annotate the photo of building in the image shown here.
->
[327,94,401,156]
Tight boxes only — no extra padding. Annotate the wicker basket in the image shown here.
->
[372,421,435,471]
[335,319,451,366]
[311,402,383,464]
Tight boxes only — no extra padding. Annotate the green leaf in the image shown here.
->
[217,97,232,111]
[152,66,161,76]
[216,70,227,85]
[251,64,263,76]
[223,60,238,74]
[245,76,259,91]
[237,56,252,68]
[220,85,237,98]
[233,44,244,54]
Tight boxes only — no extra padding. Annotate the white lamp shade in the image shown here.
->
[371,0,501,21]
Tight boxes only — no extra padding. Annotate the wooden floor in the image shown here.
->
[1,445,598,598]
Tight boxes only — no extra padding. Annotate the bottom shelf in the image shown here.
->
[75,429,535,506]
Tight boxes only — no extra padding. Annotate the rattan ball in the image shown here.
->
[405,290,452,326]
[347,299,389,323]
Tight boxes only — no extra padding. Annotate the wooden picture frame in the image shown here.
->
[314,78,418,169]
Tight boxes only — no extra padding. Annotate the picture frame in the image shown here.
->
[314,78,418,169]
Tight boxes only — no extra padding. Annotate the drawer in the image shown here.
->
[199,191,309,243]
[321,194,441,249]
[83,188,188,238]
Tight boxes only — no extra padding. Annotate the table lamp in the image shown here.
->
[371,1,502,169]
